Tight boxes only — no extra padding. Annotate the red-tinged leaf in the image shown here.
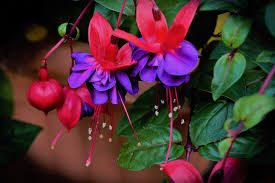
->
[113,29,160,53]
[208,157,247,183]
[160,160,203,183]
[136,0,168,44]
[57,88,82,131]
[170,0,200,40]
[75,85,96,108]
[161,24,186,52]
[88,12,113,60]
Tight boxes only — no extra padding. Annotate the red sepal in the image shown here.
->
[75,84,96,108]
[57,87,82,131]
[136,0,168,44]
[160,160,203,183]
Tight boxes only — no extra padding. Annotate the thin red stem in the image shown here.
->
[86,106,101,167]
[259,64,275,95]
[166,88,169,109]
[118,92,140,145]
[109,103,114,142]
[165,88,173,164]
[51,126,65,150]
[68,38,74,73]
[174,88,183,120]
[156,82,160,108]
[116,0,127,29]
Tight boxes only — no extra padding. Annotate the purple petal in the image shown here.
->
[176,40,200,58]
[68,68,95,88]
[92,76,116,91]
[147,54,163,67]
[89,69,105,82]
[139,66,158,82]
[72,64,95,72]
[157,63,190,87]
[87,84,108,104]
[72,52,95,65]
[115,71,138,95]
[109,85,119,104]
[131,55,150,77]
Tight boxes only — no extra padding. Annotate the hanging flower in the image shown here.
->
[113,0,200,87]
[68,12,138,104]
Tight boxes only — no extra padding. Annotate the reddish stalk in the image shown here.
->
[68,38,74,73]
[116,0,127,29]
[165,88,173,164]
[109,103,114,142]
[41,0,94,66]
[51,126,65,150]
[174,87,183,121]
[259,64,275,95]
[118,92,140,145]
[156,82,160,108]
[86,105,101,167]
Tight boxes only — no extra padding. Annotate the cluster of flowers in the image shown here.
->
[27,0,247,182]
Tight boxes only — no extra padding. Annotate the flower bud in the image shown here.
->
[27,68,64,114]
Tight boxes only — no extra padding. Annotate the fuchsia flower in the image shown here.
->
[68,12,138,104]
[113,0,200,87]
[160,160,203,183]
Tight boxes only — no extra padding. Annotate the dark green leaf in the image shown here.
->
[190,100,233,147]
[218,138,231,157]
[222,15,252,48]
[257,50,275,64]
[0,120,42,164]
[211,53,246,101]
[117,125,184,171]
[0,69,13,118]
[199,0,240,13]
[265,2,275,37]
[116,86,181,137]
[233,94,275,128]
[94,3,126,29]
[95,0,135,16]
[199,135,265,161]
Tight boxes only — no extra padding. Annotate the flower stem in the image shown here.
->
[165,88,173,164]
[51,126,65,150]
[116,0,127,29]
[41,0,94,66]
[258,64,275,95]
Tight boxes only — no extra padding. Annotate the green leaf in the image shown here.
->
[57,23,80,40]
[0,69,13,118]
[199,0,240,13]
[116,86,181,137]
[257,50,275,64]
[94,3,126,29]
[222,15,252,48]
[233,94,275,128]
[265,2,275,37]
[190,100,233,147]
[95,0,135,16]
[117,125,184,171]
[199,135,265,161]
[0,120,42,164]
[211,53,246,101]
[218,138,231,157]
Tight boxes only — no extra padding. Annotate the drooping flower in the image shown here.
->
[160,160,203,183]
[113,0,200,87]
[68,12,138,104]
[27,67,64,114]
[51,84,95,149]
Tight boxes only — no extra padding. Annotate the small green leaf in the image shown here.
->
[211,53,246,101]
[117,125,184,171]
[233,94,275,128]
[190,100,233,147]
[199,135,265,161]
[265,2,275,37]
[218,138,231,157]
[0,120,42,164]
[95,0,135,16]
[57,23,80,40]
[199,0,239,13]
[256,50,275,64]
[0,69,13,118]
[222,15,252,48]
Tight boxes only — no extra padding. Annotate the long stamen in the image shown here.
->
[165,88,173,164]
[51,126,65,150]
[174,88,183,121]
[118,92,141,146]
[86,106,101,167]
[109,103,114,143]
[88,106,99,140]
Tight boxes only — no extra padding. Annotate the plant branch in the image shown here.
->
[116,0,127,29]
[258,64,275,95]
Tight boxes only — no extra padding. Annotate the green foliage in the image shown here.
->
[211,53,246,101]
[222,15,252,48]
[189,100,233,147]
[199,0,246,13]
[117,125,184,171]
[265,2,275,37]
[95,0,135,16]
[58,23,80,40]
[0,69,13,119]
[256,50,275,64]
[233,94,275,128]
[0,120,42,164]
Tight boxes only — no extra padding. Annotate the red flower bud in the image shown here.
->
[160,160,203,183]
[27,68,64,114]
[208,157,247,183]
